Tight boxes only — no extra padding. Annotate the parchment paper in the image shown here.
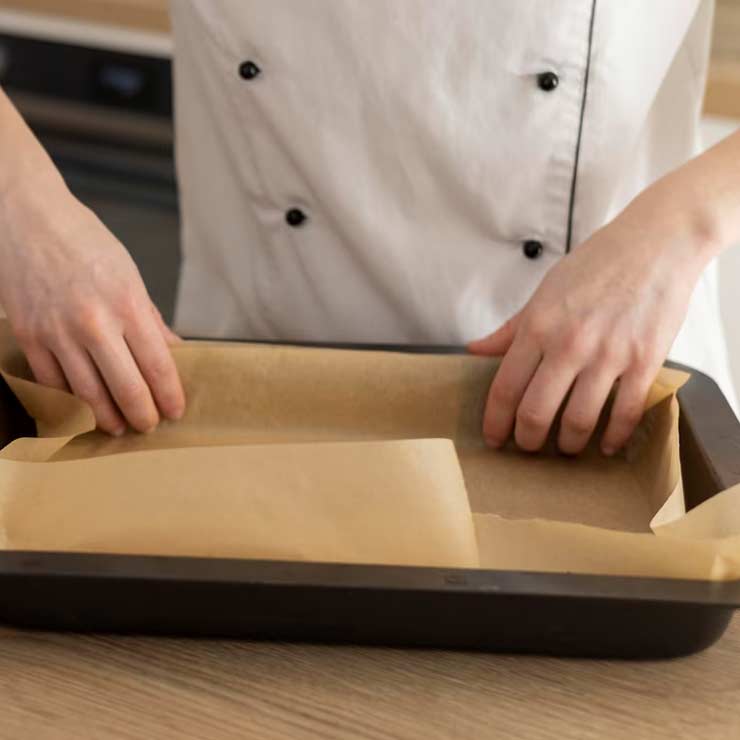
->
[2,322,740,580]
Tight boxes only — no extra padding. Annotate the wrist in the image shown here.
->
[620,174,724,277]
[0,165,78,249]
[0,88,76,244]
[659,174,726,263]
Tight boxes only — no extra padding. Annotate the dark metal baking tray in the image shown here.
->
[1,343,739,658]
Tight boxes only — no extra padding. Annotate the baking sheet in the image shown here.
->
[1,322,740,580]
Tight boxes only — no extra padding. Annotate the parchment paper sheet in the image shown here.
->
[2,322,740,580]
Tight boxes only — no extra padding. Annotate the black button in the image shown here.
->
[537,71,559,92]
[523,240,544,259]
[285,208,307,227]
[239,60,261,80]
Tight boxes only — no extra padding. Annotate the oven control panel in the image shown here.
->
[0,33,171,118]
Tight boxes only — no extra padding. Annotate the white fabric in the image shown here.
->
[169,0,737,408]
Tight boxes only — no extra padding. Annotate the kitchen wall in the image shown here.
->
[707,0,740,119]
[705,115,740,414]
[705,0,740,412]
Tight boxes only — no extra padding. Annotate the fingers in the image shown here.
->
[482,333,542,447]
[87,332,161,433]
[21,342,68,391]
[601,370,655,456]
[161,323,183,346]
[125,314,186,421]
[468,311,522,357]
[152,304,183,346]
[15,301,184,436]
[558,365,617,455]
[55,345,127,436]
[514,357,579,452]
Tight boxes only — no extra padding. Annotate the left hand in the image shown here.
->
[468,196,714,456]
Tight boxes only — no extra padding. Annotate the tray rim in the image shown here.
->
[0,551,739,608]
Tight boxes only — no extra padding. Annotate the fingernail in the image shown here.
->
[112,426,126,438]
[168,406,185,421]
[602,445,616,457]
[485,436,502,449]
[142,421,158,434]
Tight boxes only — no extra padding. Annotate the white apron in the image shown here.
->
[169,0,737,407]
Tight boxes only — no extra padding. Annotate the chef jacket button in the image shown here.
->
[523,240,544,259]
[537,71,559,92]
[239,60,261,80]
[285,208,307,227]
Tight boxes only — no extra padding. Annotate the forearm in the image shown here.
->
[0,86,71,222]
[624,130,740,270]
[0,86,86,279]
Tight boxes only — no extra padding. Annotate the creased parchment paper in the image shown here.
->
[1,322,740,580]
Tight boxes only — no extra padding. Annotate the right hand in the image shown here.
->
[0,174,186,435]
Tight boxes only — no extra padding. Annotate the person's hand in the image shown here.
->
[468,194,714,456]
[0,175,186,435]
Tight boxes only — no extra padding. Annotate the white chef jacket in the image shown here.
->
[169,0,737,407]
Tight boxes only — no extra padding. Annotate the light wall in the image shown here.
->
[702,116,740,414]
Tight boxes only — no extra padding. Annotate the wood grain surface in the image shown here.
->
[1,615,740,740]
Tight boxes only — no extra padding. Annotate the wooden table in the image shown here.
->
[2,616,739,740]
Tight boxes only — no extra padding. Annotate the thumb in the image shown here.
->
[467,311,522,357]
